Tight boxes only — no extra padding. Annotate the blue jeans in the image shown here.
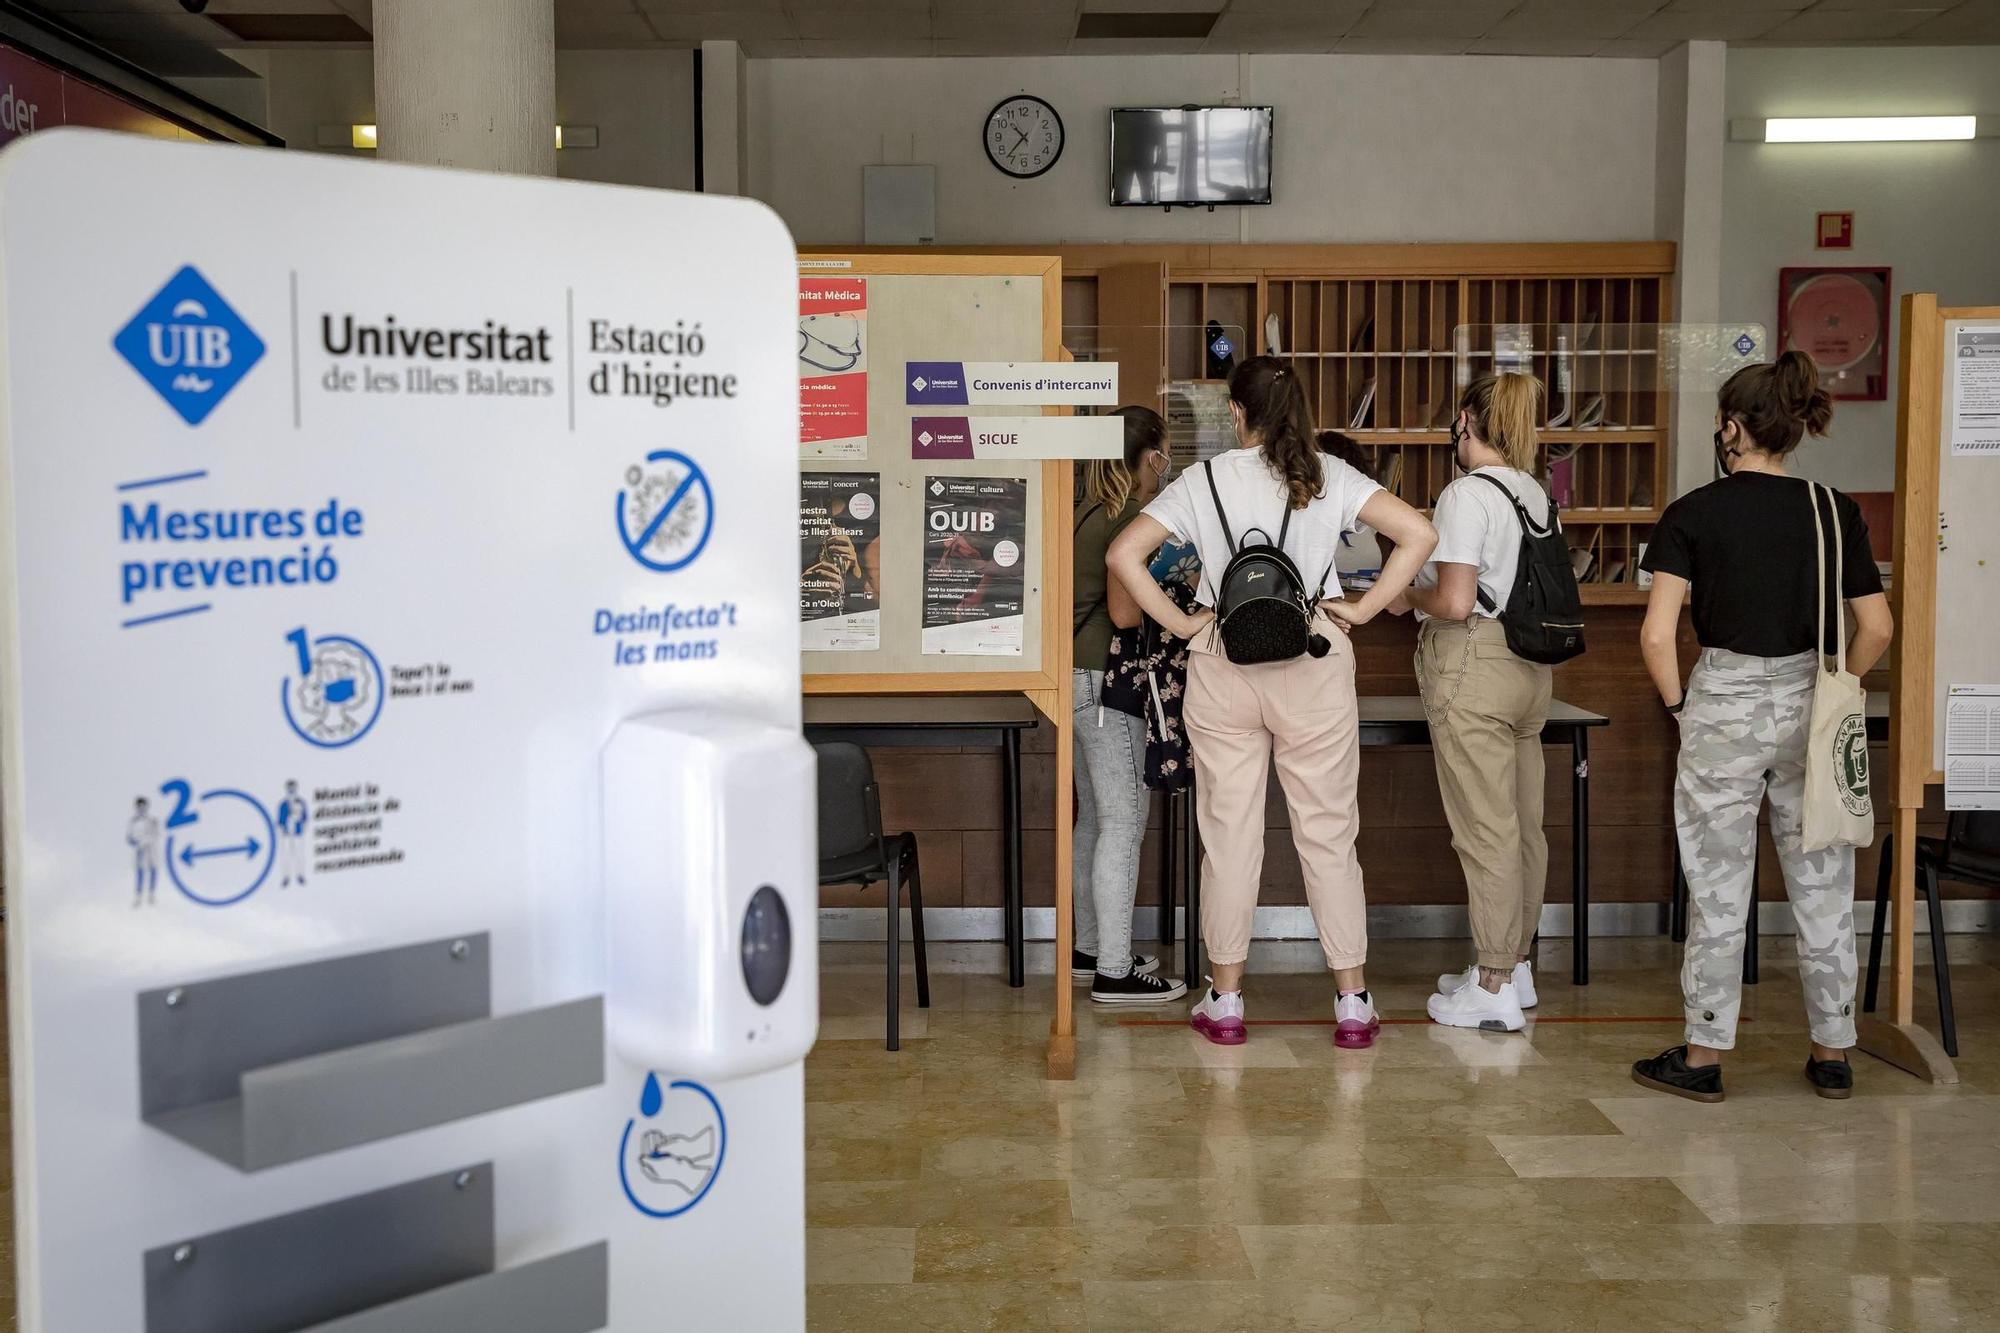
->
[1073,668,1150,977]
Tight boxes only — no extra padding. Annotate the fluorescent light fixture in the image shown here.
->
[1745,116,1977,143]
[346,124,589,149]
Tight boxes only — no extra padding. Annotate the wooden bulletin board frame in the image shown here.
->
[799,252,1079,1077]
[1866,291,1991,1085]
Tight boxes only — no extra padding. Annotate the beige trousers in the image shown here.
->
[1417,616,1553,970]
[1184,625,1367,970]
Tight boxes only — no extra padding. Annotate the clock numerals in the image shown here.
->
[985,96,1063,179]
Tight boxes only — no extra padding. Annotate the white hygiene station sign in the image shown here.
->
[0,131,816,1332]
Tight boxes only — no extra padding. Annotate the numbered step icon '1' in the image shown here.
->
[282,626,384,748]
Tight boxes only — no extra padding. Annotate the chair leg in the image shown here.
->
[1158,794,1176,950]
[1742,853,1760,986]
[1864,835,1892,1014]
[1670,843,1688,944]
[885,864,901,1052]
[1923,861,1958,1059]
[905,840,930,1011]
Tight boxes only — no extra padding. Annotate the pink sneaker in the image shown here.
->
[1190,986,1246,1046]
[1334,991,1379,1049]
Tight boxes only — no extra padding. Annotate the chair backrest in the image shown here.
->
[1948,811,2000,867]
[813,741,881,863]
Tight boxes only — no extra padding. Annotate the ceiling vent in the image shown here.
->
[1075,12,1220,41]
[207,14,373,43]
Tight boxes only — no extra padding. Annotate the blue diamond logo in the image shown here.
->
[113,266,265,426]
[1733,333,1757,357]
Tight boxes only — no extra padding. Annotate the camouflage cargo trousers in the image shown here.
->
[1676,648,1857,1050]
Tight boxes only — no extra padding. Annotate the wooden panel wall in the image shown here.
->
[822,605,1962,917]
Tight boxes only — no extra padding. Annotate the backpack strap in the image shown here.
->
[1073,501,1102,535]
[1202,459,1238,555]
[1469,471,1557,537]
[1466,472,1554,613]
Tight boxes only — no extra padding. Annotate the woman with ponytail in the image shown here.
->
[1631,350,1893,1103]
[1392,373,1557,1032]
[1106,357,1436,1047]
[1070,406,1186,1003]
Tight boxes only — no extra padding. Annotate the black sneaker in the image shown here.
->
[1631,1045,1724,1103]
[1805,1055,1854,1100]
[1072,950,1161,982]
[1089,969,1188,1005]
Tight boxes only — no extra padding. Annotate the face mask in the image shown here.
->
[1714,426,1735,476]
[1450,416,1471,475]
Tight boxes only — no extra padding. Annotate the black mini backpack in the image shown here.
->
[1203,460,1332,666]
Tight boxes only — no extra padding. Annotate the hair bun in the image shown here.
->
[1774,349,1833,437]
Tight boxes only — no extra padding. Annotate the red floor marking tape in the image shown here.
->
[1117,1015,1747,1027]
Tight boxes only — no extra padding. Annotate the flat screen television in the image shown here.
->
[1111,106,1273,207]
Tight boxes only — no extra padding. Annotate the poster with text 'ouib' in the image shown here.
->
[922,475,1025,655]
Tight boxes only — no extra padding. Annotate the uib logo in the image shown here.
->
[114,265,266,425]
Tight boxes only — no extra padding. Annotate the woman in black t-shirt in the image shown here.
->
[1631,350,1894,1105]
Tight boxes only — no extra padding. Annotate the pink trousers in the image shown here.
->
[1184,630,1367,971]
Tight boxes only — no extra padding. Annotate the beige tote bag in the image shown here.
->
[1802,481,1874,852]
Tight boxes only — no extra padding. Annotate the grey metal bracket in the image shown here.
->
[144,1163,608,1333]
[139,933,605,1171]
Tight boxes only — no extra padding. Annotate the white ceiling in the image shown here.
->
[33,0,2000,73]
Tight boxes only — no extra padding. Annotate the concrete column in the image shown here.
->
[1655,40,1728,500]
[699,39,748,194]
[374,0,555,176]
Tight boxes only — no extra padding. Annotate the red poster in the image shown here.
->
[799,277,867,459]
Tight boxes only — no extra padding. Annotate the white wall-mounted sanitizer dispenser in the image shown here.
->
[603,712,819,1080]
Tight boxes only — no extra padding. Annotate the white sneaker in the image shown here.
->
[1189,984,1246,1046]
[1437,961,1537,1010]
[1334,991,1380,1049]
[1427,979,1527,1032]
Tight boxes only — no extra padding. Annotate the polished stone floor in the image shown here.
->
[808,934,2000,1331]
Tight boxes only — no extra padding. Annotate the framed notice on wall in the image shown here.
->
[1778,266,1891,401]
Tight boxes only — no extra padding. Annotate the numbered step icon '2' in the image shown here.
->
[617,450,713,572]
[282,627,384,748]
[153,779,276,908]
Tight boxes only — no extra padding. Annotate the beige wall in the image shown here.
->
[746,52,1661,246]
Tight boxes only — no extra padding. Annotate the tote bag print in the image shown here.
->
[1802,482,1874,852]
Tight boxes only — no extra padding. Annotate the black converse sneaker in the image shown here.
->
[1631,1045,1724,1103]
[1089,969,1188,1005]
[1072,951,1161,982]
[1805,1055,1854,1100]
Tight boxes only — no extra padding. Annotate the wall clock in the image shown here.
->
[984,95,1063,179]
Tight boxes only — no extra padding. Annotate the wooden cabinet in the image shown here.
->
[1082,244,1676,604]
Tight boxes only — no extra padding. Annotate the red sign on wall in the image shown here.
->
[0,44,199,148]
[1816,211,1854,249]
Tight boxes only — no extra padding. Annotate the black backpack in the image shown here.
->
[1203,460,1332,666]
[1470,472,1586,665]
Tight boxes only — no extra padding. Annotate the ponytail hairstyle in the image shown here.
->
[1459,372,1543,474]
[1717,348,1833,455]
[1083,405,1168,514]
[1228,355,1322,511]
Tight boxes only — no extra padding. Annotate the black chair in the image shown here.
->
[814,742,929,1051]
[1670,845,1760,985]
[1864,813,1986,1058]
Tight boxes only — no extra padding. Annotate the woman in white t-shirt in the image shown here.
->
[1107,357,1436,1049]
[1391,372,1553,1033]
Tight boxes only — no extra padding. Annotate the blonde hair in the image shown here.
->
[1460,372,1543,474]
[1083,406,1167,514]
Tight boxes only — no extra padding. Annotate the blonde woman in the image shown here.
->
[1393,373,1554,1032]
[1072,406,1186,1003]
